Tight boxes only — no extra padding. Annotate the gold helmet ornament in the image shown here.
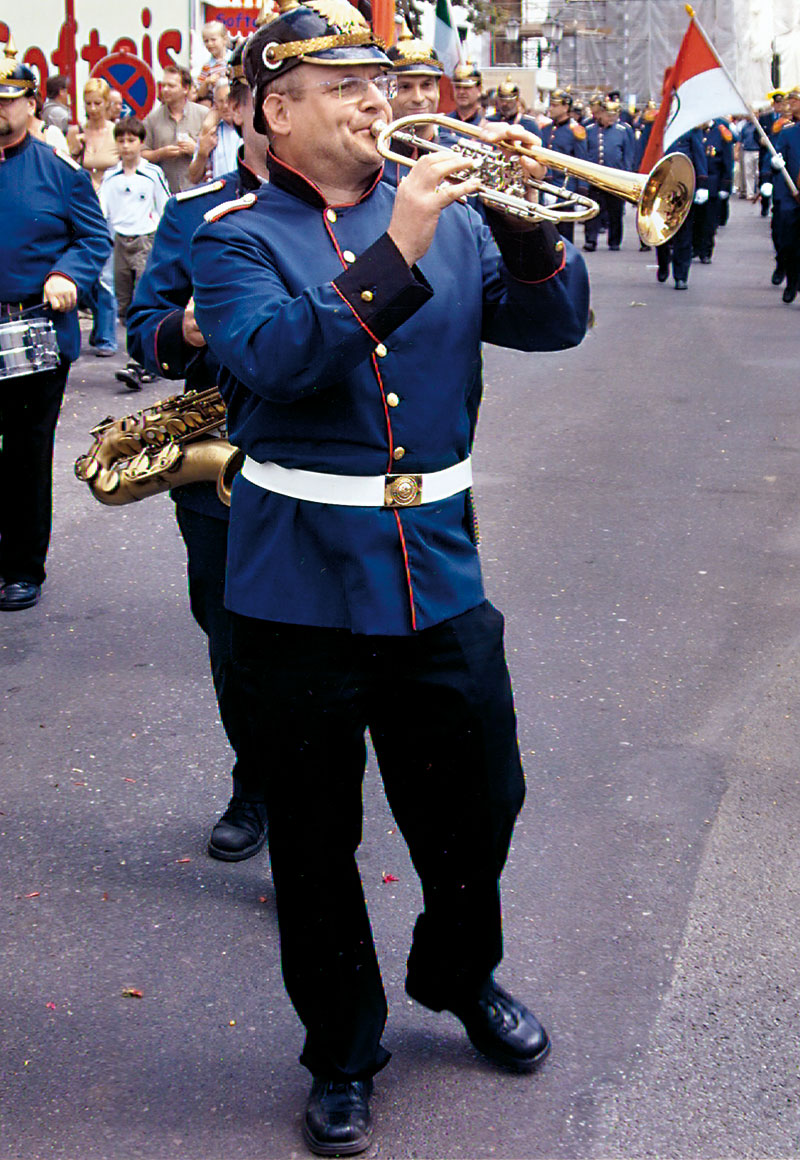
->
[387,30,443,77]
[244,0,391,130]
[0,37,37,99]
[497,74,520,99]
[452,60,481,87]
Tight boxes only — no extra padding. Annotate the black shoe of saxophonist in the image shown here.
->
[208,796,268,861]
[115,361,159,392]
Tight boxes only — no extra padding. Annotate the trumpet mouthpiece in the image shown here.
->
[371,119,388,137]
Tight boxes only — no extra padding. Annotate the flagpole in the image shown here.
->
[685,4,799,201]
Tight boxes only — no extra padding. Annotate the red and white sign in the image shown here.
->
[2,2,187,122]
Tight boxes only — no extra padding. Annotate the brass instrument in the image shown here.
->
[373,114,696,247]
[74,387,243,506]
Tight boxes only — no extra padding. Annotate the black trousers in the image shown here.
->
[692,196,720,259]
[174,504,265,802]
[657,207,694,282]
[0,356,69,585]
[230,600,526,1081]
[776,205,800,290]
[585,192,624,247]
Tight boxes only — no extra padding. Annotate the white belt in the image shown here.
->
[241,456,472,508]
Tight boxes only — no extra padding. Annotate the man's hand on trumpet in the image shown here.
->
[479,121,548,205]
[387,151,482,267]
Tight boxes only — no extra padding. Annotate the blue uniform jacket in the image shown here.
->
[771,121,800,211]
[0,134,111,361]
[191,152,589,636]
[438,108,485,148]
[127,153,263,520]
[666,128,708,188]
[539,118,589,192]
[702,120,734,196]
[586,122,634,171]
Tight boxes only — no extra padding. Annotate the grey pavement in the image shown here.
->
[2,200,800,1159]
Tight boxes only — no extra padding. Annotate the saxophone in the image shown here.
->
[74,387,243,506]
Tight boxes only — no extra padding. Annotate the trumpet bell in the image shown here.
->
[372,114,696,247]
[636,153,696,247]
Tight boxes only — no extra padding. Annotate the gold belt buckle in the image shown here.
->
[384,473,422,507]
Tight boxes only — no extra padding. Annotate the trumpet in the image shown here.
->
[372,114,696,247]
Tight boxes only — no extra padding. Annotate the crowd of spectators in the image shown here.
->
[37,20,243,363]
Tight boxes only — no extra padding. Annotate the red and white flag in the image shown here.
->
[639,14,748,173]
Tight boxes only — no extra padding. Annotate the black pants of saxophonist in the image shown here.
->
[0,355,69,586]
[174,503,265,803]
[229,599,526,1082]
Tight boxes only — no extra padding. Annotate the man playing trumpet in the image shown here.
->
[190,1,590,1153]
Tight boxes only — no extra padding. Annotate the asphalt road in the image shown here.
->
[2,200,799,1160]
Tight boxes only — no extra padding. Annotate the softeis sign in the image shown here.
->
[1,1,187,121]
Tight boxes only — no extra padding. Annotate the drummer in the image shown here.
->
[0,42,111,611]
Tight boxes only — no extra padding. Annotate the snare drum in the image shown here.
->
[0,318,60,380]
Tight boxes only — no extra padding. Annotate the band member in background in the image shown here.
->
[693,119,734,262]
[383,32,443,183]
[439,59,484,146]
[190,2,589,1153]
[584,97,634,251]
[126,42,270,860]
[487,75,538,133]
[655,127,708,290]
[539,87,589,243]
[0,45,111,611]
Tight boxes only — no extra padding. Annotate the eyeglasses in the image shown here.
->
[299,74,397,102]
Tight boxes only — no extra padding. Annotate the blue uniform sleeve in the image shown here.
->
[51,165,111,293]
[127,196,208,380]
[622,127,634,171]
[474,210,589,351]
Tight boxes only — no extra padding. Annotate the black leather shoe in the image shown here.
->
[449,980,550,1072]
[207,796,268,861]
[783,283,797,303]
[639,242,651,252]
[0,581,41,610]
[582,241,596,252]
[699,256,712,264]
[608,243,620,251]
[675,279,688,290]
[772,267,785,286]
[303,1078,373,1156]
[656,268,669,283]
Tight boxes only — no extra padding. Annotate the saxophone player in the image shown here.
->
[126,40,270,861]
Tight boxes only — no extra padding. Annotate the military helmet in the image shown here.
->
[387,34,443,77]
[0,39,37,99]
[244,0,390,130]
[227,36,249,89]
[767,88,786,100]
[452,60,481,88]
[549,87,573,108]
[497,74,520,99]
[588,89,604,107]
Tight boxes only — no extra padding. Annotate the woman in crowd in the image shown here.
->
[67,79,119,356]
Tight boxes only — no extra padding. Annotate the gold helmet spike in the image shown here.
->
[4,35,19,59]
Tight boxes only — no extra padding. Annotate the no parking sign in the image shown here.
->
[90,51,156,118]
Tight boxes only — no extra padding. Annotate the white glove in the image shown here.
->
[760,182,773,197]
[694,188,709,204]
[771,153,786,170]
[718,189,730,199]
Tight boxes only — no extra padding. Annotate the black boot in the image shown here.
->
[783,282,797,303]
[207,796,268,861]
[303,1078,373,1156]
